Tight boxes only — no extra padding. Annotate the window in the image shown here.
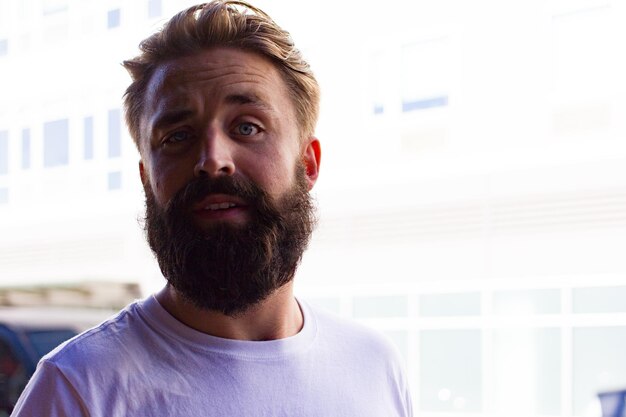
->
[573,286,626,314]
[401,37,449,112]
[353,295,408,318]
[493,328,561,415]
[551,6,613,136]
[42,0,68,15]
[0,1,7,28]
[18,0,35,21]
[0,39,7,56]
[0,130,8,174]
[43,119,69,167]
[83,116,93,160]
[552,5,613,95]
[402,96,448,112]
[371,53,385,115]
[43,20,69,45]
[108,171,121,190]
[21,129,30,169]
[108,109,121,158]
[107,8,120,29]
[573,327,626,415]
[0,188,7,204]
[493,289,561,315]
[148,0,161,18]
[420,329,482,412]
[419,292,481,317]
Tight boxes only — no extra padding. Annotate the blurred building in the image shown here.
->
[1,0,626,416]
[0,281,141,309]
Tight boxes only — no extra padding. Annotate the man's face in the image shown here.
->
[139,47,319,221]
[138,47,320,315]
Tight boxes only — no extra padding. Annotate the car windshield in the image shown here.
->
[26,329,77,359]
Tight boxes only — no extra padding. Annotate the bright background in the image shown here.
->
[1,0,626,416]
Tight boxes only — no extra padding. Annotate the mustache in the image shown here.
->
[165,175,267,216]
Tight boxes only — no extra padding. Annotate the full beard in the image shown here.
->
[143,165,316,317]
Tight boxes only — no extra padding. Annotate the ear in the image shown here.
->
[139,160,148,186]
[301,137,321,190]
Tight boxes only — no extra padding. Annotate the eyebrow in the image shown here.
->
[225,93,274,112]
[151,109,194,132]
[149,93,274,133]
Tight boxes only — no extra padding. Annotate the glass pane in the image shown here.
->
[401,38,449,111]
[419,292,481,317]
[148,0,161,18]
[21,129,30,169]
[420,329,482,412]
[573,327,626,416]
[493,328,560,415]
[493,289,561,315]
[43,119,69,167]
[42,0,68,15]
[573,286,626,314]
[107,9,120,29]
[552,7,611,93]
[108,109,121,158]
[352,295,407,318]
[108,171,121,190]
[0,130,7,174]
[371,52,385,115]
[26,329,76,359]
[43,20,69,45]
[83,116,93,160]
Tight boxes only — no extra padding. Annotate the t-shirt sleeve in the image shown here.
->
[394,355,413,417]
[403,380,414,417]
[11,360,88,417]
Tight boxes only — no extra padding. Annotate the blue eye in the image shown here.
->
[165,130,191,144]
[236,122,259,136]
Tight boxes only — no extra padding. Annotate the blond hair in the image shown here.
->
[122,1,320,148]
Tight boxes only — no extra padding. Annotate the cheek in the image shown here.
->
[148,163,192,206]
[257,154,298,194]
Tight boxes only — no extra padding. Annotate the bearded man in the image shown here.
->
[12,2,412,416]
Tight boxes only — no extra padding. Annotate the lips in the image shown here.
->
[193,193,247,210]
[191,193,249,222]
[204,202,237,211]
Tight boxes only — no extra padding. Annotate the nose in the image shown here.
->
[193,128,236,178]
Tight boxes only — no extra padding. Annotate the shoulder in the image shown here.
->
[302,301,413,416]
[304,301,403,368]
[12,359,89,417]
[12,301,150,417]
[43,299,148,371]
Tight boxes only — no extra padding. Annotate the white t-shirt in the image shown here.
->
[12,296,413,417]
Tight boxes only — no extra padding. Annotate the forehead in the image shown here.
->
[144,47,290,111]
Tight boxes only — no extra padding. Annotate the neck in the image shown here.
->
[155,283,303,341]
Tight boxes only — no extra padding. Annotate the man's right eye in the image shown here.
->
[163,130,191,145]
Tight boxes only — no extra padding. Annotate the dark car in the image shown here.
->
[0,307,113,416]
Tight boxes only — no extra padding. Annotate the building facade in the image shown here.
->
[1,0,626,415]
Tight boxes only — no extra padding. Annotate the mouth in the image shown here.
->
[192,194,250,224]
[203,202,238,211]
